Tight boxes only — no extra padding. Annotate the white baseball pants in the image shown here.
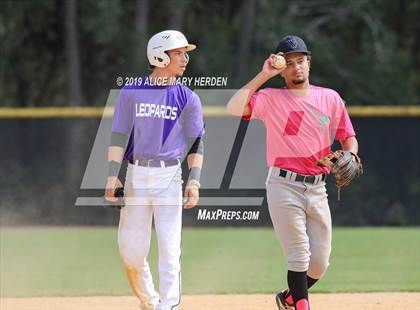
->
[118,163,183,310]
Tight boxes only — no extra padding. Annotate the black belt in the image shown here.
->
[129,159,180,167]
[279,169,326,185]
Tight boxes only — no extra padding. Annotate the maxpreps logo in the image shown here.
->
[135,103,178,120]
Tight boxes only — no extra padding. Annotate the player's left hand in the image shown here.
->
[316,150,363,188]
[183,186,199,209]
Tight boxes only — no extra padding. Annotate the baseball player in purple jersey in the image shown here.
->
[104,30,204,310]
[227,35,359,310]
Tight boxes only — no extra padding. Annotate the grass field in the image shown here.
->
[0,227,419,297]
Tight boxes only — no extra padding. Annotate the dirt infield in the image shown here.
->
[1,293,419,310]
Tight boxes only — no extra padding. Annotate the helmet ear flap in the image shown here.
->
[152,51,170,68]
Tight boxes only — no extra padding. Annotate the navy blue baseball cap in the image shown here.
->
[274,35,311,55]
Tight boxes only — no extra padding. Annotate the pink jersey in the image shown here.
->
[244,85,355,175]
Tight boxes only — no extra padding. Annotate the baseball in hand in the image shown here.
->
[273,55,286,69]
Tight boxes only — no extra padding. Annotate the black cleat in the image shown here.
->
[275,290,295,310]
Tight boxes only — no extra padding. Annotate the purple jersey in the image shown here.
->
[112,82,204,161]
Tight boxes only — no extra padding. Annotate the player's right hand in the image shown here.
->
[261,53,286,78]
[104,177,123,202]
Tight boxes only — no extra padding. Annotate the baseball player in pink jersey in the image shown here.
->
[104,30,204,310]
[227,35,359,310]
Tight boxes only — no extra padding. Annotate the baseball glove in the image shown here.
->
[316,150,363,199]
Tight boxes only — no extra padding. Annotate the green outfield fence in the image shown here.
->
[0,106,419,226]
[0,106,420,118]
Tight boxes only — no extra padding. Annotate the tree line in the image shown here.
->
[1,0,419,107]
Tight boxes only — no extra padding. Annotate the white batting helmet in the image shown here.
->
[147,30,196,68]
